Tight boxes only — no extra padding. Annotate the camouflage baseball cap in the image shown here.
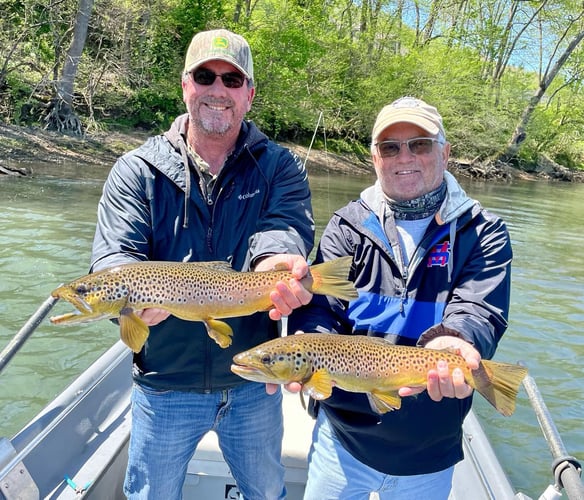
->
[184,29,254,84]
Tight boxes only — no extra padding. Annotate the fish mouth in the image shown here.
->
[50,311,84,324]
[49,288,96,324]
[51,288,93,314]
[230,363,277,384]
[230,363,265,376]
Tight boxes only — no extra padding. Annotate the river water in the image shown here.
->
[0,162,582,498]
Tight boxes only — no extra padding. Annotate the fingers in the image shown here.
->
[398,386,425,397]
[265,383,279,395]
[254,254,308,278]
[254,255,313,320]
[424,336,481,370]
[426,361,473,402]
[426,368,442,401]
[268,273,313,320]
[265,382,303,395]
[457,344,481,370]
[137,308,171,326]
[452,367,473,399]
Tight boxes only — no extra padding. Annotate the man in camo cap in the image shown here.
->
[92,28,314,500]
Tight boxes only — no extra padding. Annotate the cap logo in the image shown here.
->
[212,36,229,49]
[392,97,422,109]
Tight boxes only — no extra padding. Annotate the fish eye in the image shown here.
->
[261,355,272,364]
[75,284,89,294]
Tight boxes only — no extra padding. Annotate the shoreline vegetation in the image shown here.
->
[1,122,582,183]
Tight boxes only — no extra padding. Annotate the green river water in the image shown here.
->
[0,162,582,498]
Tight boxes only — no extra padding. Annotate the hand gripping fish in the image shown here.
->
[49,257,357,353]
[231,333,528,417]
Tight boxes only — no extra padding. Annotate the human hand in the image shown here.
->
[398,337,480,402]
[136,308,171,326]
[266,381,303,395]
[254,254,313,321]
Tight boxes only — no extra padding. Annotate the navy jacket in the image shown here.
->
[289,172,512,475]
[91,114,314,391]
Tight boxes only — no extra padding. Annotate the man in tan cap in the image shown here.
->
[90,29,314,499]
[287,96,513,499]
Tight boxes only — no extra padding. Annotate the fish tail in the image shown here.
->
[470,360,528,417]
[308,256,358,301]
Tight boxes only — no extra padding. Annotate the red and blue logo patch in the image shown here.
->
[427,241,451,267]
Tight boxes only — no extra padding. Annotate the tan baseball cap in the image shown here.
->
[372,97,445,142]
[184,29,254,83]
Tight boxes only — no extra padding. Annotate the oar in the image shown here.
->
[0,294,59,375]
[521,370,584,499]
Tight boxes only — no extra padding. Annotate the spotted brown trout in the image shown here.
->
[231,333,528,416]
[50,257,357,353]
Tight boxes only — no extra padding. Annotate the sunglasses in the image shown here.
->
[375,137,444,158]
[191,67,247,89]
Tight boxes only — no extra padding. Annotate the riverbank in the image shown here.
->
[1,122,582,181]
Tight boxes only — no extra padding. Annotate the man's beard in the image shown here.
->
[191,99,238,136]
[196,114,232,135]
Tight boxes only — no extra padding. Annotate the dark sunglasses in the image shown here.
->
[375,137,444,158]
[191,67,247,89]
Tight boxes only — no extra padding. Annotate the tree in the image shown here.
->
[498,6,584,161]
[44,0,94,134]
[499,27,584,162]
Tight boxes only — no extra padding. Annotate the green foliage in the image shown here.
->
[243,0,340,141]
[2,0,584,171]
[114,84,184,131]
[145,0,226,78]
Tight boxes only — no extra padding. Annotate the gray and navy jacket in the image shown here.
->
[289,171,512,476]
[90,114,314,392]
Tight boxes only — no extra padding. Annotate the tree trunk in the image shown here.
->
[45,0,95,135]
[498,28,584,163]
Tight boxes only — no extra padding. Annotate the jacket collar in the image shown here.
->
[360,171,478,226]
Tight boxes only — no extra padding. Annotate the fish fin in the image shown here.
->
[204,319,234,348]
[367,391,402,414]
[303,369,334,400]
[306,256,358,301]
[471,360,528,417]
[119,309,149,353]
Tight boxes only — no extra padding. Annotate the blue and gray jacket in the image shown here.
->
[289,171,512,476]
[91,114,314,392]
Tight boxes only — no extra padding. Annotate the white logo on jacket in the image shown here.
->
[238,189,260,200]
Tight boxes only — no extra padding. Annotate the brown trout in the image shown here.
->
[231,333,528,416]
[50,257,357,353]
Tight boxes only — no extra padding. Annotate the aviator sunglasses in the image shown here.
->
[191,67,247,89]
[375,137,444,158]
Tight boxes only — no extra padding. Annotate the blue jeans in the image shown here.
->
[124,382,286,500]
[303,411,454,500]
